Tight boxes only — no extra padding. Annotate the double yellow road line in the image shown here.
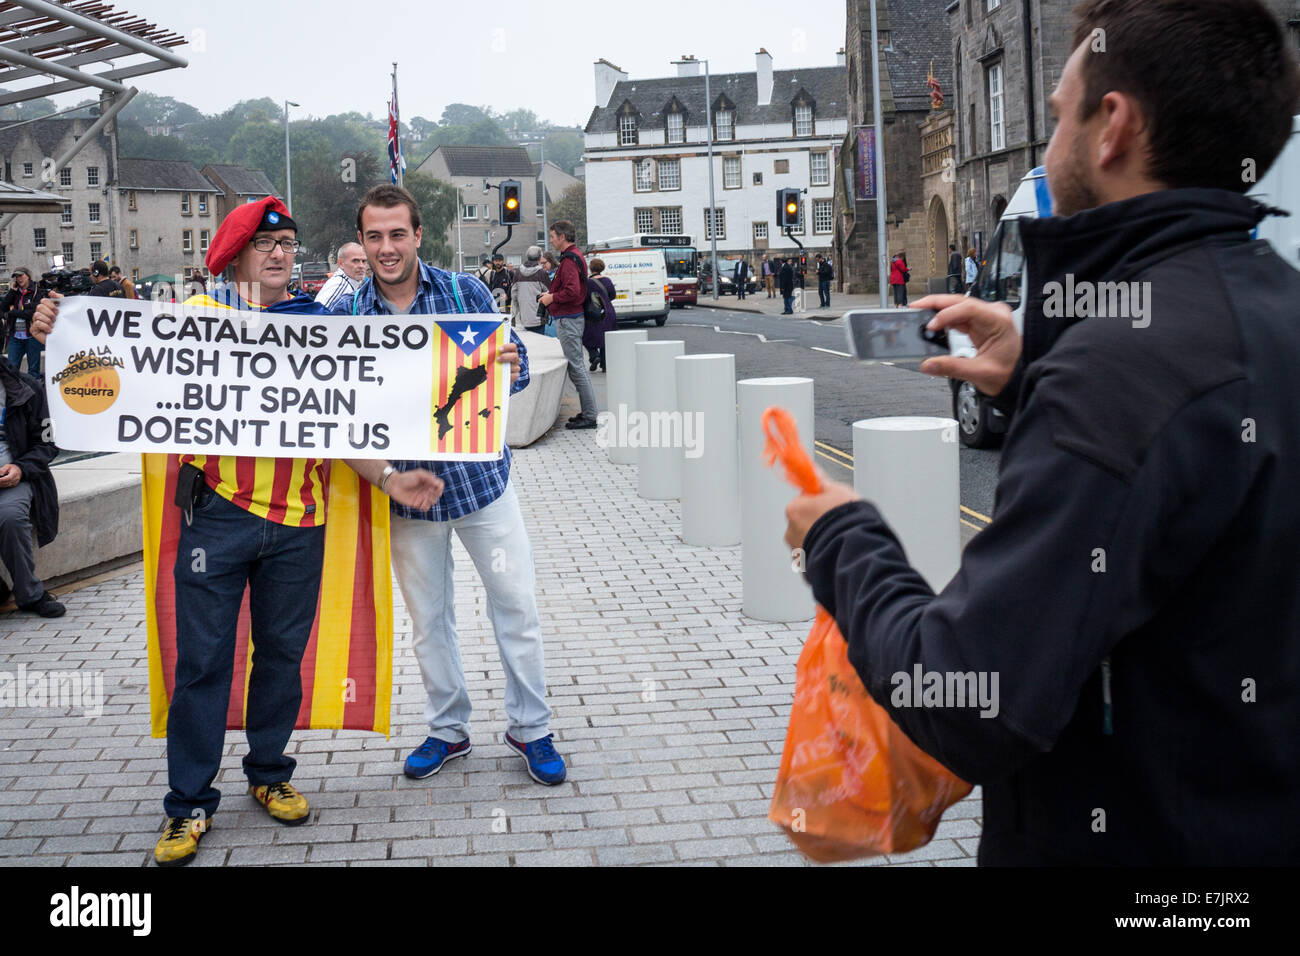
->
[812,440,992,532]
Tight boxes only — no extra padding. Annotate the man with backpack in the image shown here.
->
[538,220,598,429]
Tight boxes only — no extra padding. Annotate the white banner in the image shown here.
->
[44,296,512,460]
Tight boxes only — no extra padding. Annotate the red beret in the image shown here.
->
[205,195,295,276]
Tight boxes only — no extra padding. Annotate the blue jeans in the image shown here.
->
[782,294,795,313]
[7,335,41,376]
[818,279,831,307]
[389,481,551,743]
[164,484,326,819]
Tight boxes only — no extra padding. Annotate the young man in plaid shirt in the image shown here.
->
[335,185,566,786]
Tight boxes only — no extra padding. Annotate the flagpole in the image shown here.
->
[392,62,403,188]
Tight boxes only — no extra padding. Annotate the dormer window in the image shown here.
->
[715,108,735,142]
[794,103,814,137]
[667,111,684,144]
[617,101,640,146]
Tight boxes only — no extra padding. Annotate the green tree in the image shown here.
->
[440,103,491,127]
[403,172,458,267]
[549,182,587,246]
[292,149,384,259]
[541,130,584,175]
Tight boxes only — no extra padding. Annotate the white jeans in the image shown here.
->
[389,482,551,743]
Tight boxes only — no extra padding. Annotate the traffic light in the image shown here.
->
[777,188,801,229]
[500,180,522,225]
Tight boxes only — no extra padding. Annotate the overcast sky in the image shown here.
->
[43,0,847,128]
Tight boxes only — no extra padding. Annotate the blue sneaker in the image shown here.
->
[504,733,566,786]
[403,736,471,779]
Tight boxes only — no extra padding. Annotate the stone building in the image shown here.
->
[116,159,222,282]
[837,0,953,294]
[202,163,278,224]
[414,145,540,271]
[0,118,116,277]
[583,52,848,265]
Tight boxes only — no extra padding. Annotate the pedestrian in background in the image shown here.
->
[511,245,551,334]
[889,252,909,307]
[946,243,963,293]
[778,257,795,314]
[964,247,978,292]
[539,220,598,429]
[315,241,368,309]
[86,260,123,298]
[541,251,558,280]
[110,265,136,299]
[733,257,749,300]
[816,253,833,308]
[1,269,41,375]
[762,254,775,298]
[584,257,618,372]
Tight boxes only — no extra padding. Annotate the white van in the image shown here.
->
[586,247,670,326]
[950,114,1300,448]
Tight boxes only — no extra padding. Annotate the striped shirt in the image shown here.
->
[315,270,361,311]
[180,289,332,528]
[330,261,529,521]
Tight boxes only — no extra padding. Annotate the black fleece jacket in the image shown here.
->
[802,188,1300,865]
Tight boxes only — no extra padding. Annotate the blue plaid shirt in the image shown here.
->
[329,260,529,521]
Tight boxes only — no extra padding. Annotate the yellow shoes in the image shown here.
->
[248,781,310,826]
[154,815,210,867]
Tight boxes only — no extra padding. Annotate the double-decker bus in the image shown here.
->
[588,234,698,308]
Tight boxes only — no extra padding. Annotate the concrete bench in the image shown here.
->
[35,452,143,585]
[507,329,570,447]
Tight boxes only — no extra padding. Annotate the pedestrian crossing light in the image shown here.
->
[500,180,522,225]
[778,188,801,229]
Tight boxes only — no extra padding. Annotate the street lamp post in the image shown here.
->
[868,0,889,307]
[674,57,719,300]
[284,99,299,212]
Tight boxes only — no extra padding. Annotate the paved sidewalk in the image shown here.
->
[0,424,982,867]
[692,290,927,318]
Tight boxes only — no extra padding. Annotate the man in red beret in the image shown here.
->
[33,196,444,866]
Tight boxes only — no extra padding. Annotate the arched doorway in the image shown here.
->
[929,196,950,283]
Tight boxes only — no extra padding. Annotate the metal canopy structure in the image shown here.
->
[0,0,186,108]
[0,176,65,211]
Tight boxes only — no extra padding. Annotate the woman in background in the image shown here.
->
[584,257,619,373]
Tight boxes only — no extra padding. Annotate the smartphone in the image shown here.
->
[843,308,946,361]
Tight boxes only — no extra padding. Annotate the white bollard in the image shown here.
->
[635,340,685,500]
[603,329,649,464]
[738,377,815,622]
[852,417,961,591]
[676,354,740,546]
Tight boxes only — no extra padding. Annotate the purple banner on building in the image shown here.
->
[856,129,877,200]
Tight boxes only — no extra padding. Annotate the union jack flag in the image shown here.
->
[388,95,406,184]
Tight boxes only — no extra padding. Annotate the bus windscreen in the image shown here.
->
[663,248,696,279]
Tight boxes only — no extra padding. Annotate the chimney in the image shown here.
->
[594,58,628,109]
[676,55,701,77]
[756,48,774,106]
[837,47,846,67]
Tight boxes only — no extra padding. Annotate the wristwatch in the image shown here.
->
[378,464,396,494]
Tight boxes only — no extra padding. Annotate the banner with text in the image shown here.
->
[45,297,511,460]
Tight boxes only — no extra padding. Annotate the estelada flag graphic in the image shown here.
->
[430,317,510,459]
[142,455,393,737]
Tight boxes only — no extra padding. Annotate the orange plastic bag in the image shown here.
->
[763,407,972,862]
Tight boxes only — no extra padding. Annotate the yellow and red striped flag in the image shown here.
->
[142,454,393,737]
[430,317,509,458]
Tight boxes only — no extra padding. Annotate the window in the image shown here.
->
[659,207,682,234]
[86,166,99,186]
[129,229,138,249]
[753,221,769,241]
[58,167,71,187]
[462,204,478,219]
[988,63,1006,151]
[200,229,210,252]
[987,0,1001,10]
[813,199,833,234]
[182,230,193,252]
[753,172,763,186]
[127,191,137,211]
[3,162,9,181]
[22,162,33,178]
[795,104,814,137]
[199,194,208,214]
[810,152,830,186]
[703,207,725,240]
[33,228,45,249]
[634,158,654,192]
[667,111,684,144]
[635,208,655,233]
[0,246,6,266]
[619,113,638,146]
[60,205,72,225]
[657,158,680,190]
[89,241,102,260]
[61,242,73,261]
[181,193,191,214]
[715,109,734,141]
[88,202,101,224]
[716,156,739,190]
[132,268,139,282]
[774,159,790,174]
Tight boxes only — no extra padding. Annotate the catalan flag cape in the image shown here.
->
[143,291,393,737]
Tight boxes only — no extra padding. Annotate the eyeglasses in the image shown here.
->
[250,237,301,253]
